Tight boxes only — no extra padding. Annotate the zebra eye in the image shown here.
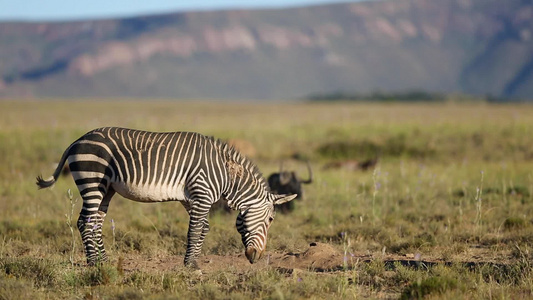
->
[268,216,274,223]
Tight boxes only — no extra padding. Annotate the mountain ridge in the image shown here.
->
[0,0,531,100]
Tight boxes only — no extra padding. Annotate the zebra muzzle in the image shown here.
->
[245,247,263,264]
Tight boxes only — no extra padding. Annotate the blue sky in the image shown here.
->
[0,0,357,21]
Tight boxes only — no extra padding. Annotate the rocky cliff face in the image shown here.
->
[66,22,344,76]
[0,0,531,99]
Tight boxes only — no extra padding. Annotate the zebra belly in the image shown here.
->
[112,181,187,203]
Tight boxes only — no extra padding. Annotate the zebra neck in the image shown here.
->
[217,138,268,211]
[223,174,266,211]
[225,192,266,212]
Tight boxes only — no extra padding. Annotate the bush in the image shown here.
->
[503,217,527,230]
[317,136,434,160]
[400,276,458,299]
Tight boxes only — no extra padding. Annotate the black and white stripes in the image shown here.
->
[37,127,296,267]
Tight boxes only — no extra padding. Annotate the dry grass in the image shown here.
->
[1,99,533,299]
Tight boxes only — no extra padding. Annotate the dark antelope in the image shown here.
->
[267,160,313,213]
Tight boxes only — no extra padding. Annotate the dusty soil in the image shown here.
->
[119,242,348,274]
[120,242,514,275]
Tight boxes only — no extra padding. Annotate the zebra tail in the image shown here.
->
[36,175,56,189]
[36,143,72,189]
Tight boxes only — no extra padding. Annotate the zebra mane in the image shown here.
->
[210,137,269,191]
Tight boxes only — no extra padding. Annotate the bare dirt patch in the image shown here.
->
[119,242,513,275]
[119,242,346,274]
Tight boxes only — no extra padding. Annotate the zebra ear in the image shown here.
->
[273,194,297,205]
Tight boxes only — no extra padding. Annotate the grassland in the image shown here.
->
[1,100,533,299]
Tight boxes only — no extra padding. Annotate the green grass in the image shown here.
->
[1,100,533,299]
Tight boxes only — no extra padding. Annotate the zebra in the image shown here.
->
[36,127,296,268]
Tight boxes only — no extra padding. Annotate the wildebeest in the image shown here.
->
[267,160,313,213]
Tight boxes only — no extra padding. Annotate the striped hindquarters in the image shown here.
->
[67,127,228,204]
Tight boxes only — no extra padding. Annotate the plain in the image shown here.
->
[1,100,533,299]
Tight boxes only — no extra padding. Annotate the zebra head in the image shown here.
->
[236,193,297,264]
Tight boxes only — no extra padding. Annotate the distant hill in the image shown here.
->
[0,0,532,100]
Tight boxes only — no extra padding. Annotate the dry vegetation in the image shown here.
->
[1,100,533,299]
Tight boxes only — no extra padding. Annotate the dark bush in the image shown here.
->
[400,276,458,299]
[503,217,527,230]
[317,136,434,160]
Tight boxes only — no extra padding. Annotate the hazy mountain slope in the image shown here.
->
[0,0,531,100]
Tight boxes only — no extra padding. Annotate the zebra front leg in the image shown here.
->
[184,212,210,269]
[77,211,107,265]
[193,219,210,263]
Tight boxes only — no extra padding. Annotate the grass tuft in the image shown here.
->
[66,264,119,287]
[0,257,58,288]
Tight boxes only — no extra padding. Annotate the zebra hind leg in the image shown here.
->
[77,186,114,266]
[77,211,108,265]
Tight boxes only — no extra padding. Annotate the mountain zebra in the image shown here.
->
[36,127,296,268]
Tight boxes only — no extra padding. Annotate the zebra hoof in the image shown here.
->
[86,258,108,267]
[192,269,203,276]
[87,261,98,267]
[184,260,199,270]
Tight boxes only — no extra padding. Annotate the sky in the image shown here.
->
[0,0,357,21]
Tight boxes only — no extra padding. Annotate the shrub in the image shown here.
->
[503,217,527,230]
[317,136,434,160]
[400,276,458,299]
